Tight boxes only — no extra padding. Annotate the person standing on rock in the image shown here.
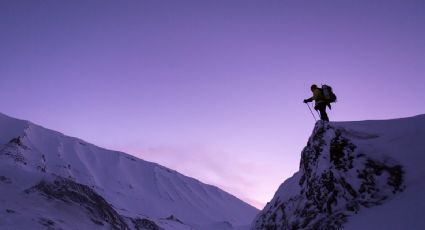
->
[304,84,329,122]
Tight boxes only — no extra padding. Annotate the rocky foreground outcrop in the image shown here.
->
[252,121,406,230]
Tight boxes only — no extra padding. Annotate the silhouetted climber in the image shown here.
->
[304,84,330,122]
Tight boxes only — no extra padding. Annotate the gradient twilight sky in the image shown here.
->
[1,0,424,208]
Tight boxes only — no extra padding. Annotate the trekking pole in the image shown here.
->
[306,103,317,121]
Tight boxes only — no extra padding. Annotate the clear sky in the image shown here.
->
[1,0,424,209]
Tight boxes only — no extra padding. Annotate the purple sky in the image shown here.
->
[1,0,424,208]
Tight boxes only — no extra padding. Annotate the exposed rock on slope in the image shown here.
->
[0,113,258,230]
[25,178,130,229]
[251,116,425,230]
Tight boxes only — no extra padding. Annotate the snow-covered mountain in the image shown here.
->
[252,114,425,230]
[0,113,258,230]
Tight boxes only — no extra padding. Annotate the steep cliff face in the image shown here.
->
[253,115,425,230]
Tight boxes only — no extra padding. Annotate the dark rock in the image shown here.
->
[38,217,60,230]
[0,136,29,164]
[9,137,23,146]
[6,209,16,214]
[252,122,405,230]
[0,176,12,184]
[165,214,183,224]
[26,177,129,230]
[132,217,163,230]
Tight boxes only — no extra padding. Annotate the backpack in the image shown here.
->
[321,84,337,103]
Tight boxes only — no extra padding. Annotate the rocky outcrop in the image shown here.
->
[0,136,29,165]
[132,218,164,230]
[252,121,405,230]
[25,178,130,230]
[24,177,167,230]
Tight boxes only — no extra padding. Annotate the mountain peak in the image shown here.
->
[0,113,258,230]
[252,114,425,230]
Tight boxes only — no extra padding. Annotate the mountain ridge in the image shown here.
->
[0,111,254,208]
[0,112,258,230]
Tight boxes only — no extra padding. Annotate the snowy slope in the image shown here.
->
[0,113,258,230]
[252,114,425,230]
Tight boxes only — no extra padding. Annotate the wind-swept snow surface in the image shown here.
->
[252,115,425,230]
[0,113,258,230]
